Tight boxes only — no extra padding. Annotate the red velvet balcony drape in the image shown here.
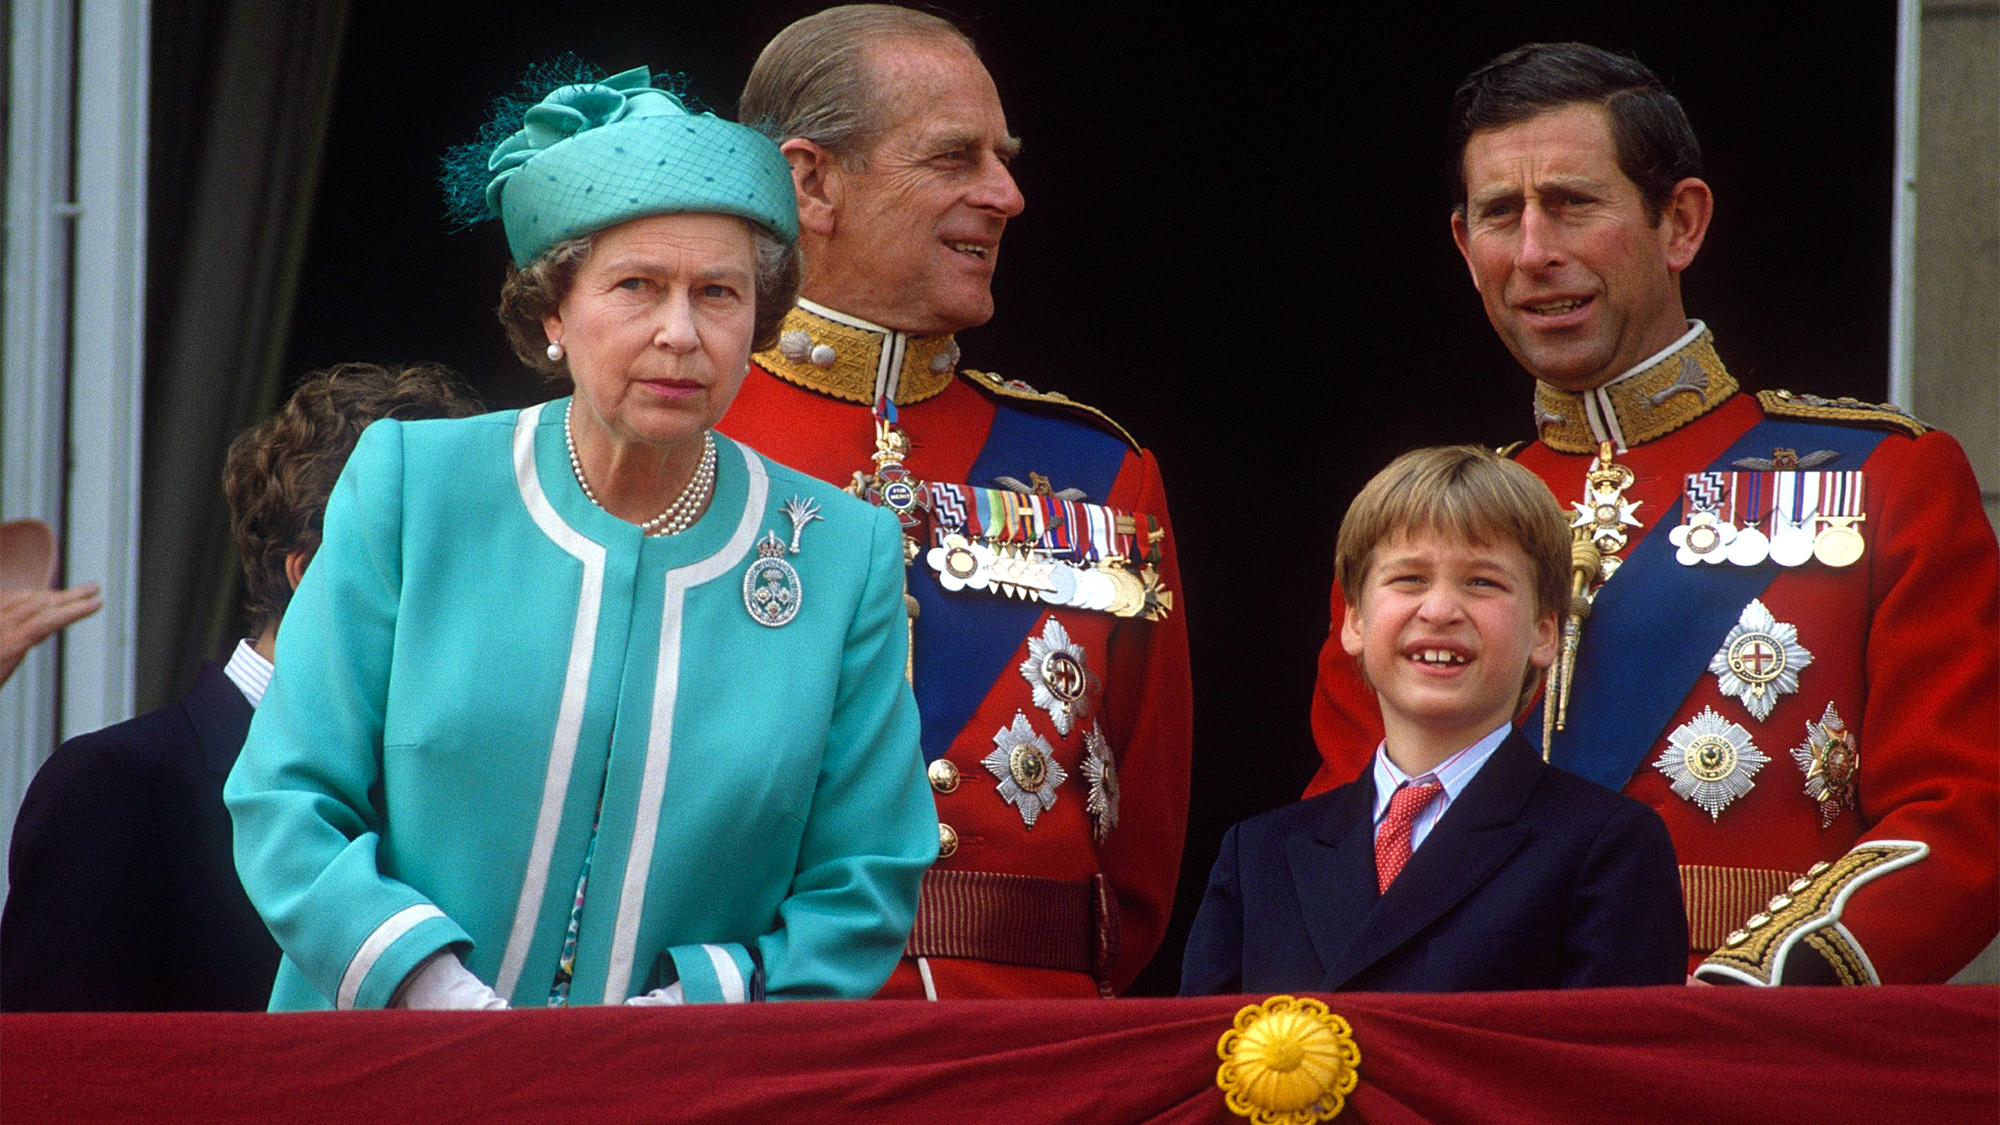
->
[4,986,1992,1124]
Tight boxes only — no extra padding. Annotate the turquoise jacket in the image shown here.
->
[226,401,936,1009]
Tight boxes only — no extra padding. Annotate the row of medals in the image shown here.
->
[853,419,1161,618]
[1673,471,1866,569]
[929,532,1157,617]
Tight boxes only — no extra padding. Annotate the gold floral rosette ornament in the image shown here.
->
[1215,995,1361,1123]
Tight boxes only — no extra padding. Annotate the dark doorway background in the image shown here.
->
[284,2,1896,995]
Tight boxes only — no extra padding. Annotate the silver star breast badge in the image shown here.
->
[1658,706,1770,820]
[1082,723,1119,843]
[1020,616,1097,736]
[1708,598,1813,722]
[982,711,1067,829]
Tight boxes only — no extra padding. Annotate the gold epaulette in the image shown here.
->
[1694,840,1929,985]
[1758,389,1930,438]
[961,368,1141,452]
[1496,440,1529,458]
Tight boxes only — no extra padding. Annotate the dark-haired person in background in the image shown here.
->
[1307,42,1998,986]
[0,363,478,1011]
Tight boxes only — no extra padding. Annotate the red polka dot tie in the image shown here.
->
[1375,780,1443,895]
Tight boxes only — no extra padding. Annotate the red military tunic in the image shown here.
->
[1307,325,1999,983]
[721,301,1191,998]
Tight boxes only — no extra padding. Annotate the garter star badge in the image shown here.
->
[1657,706,1769,820]
[1791,702,1858,827]
[982,711,1067,828]
[1021,617,1096,736]
[1082,723,1119,843]
[1708,598,1813,722]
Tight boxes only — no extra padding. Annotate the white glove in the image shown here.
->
[624,981,686,1006]
[392,951,509,1010]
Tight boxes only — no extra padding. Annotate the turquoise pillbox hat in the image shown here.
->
[483,66,798,266]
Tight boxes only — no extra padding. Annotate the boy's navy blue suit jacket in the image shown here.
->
[1180,729,1688,995]
[1,662,280,1011]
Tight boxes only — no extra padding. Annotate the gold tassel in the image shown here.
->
[1544,531,1602,760]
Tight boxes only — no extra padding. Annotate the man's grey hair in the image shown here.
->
[740,4,976,168]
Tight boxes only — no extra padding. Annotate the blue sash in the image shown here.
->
[1524,418,1890,791]
[908,405,1131,762]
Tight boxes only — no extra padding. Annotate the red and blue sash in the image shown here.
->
[907,405,1131,762]
[1523,418,1890,791]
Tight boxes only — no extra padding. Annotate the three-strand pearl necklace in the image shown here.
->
[564,399,716,536]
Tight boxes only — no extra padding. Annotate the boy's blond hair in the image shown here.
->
[1336,447,1571,708]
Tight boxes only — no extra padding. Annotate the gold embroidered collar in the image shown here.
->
[752,299,959,407]
[1533,324,1739,453]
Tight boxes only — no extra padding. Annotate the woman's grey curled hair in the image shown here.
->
[497,227,802,379]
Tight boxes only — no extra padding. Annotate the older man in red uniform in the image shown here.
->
[1308,42,1998,985]
[719,5,1189,998]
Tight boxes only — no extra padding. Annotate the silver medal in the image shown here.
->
[1768,471,1819,567]
[1671,512,1735,566]
[1768,524,1815,567]
[997,553,1055,602]
[925,533,993,593]
[1726,525,1770,567]
[1727,472,1772,566]
[1076,567,1116,612]
[1044,561,1080,607]
[1670,473,1735,566]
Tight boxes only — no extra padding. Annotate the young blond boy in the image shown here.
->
[1182,446,1686,994]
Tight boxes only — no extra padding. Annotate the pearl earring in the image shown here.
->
[546,341,566,362]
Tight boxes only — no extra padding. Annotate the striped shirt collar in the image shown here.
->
[1371,723,1511,825]
[222,638,273,709]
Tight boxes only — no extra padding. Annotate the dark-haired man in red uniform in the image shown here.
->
[1308,42,1998,985]
[719,5,1189,998]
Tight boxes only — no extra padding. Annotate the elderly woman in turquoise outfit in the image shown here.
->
[225,65,937,1010]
